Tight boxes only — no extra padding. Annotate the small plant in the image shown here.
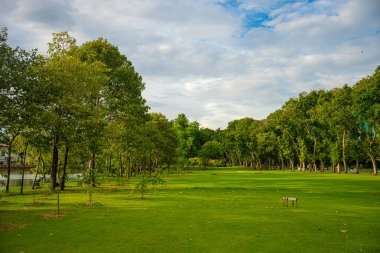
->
[84,184,94,204]
[135,171,165,200]
[82,169,100,205]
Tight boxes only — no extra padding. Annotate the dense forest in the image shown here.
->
[1,28,379,193]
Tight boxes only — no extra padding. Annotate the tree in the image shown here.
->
[199,141,224,167]
[0,27,38,192]
[36,32,109,192]
[145,113,178,170]
[78,38,148,179]
[135,171,165,200]
[267,110,296,171]
[279,97,307,171]
[352,67,380,174]
[327,86,355,173]
[173,114,203,164]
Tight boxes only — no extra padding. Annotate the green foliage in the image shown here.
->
[0,27,39,192]
[144,113,178,169]
[173,114,210,162]
[188,157,203,167]
[199,141,224,160]
[2,25,379,182]
[352,67,380,174]
[135,171,166,199]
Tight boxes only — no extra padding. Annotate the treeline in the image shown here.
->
[1,28,379,194]
[171,70,379,174]
[218,76,379,174]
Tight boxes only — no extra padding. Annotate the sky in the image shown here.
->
[1,0,379,129]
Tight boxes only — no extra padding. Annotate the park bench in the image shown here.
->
[282,196,298,207]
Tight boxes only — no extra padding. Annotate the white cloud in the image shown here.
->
[1,0,379,129]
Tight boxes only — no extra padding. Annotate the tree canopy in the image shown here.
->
[1,26,379,195]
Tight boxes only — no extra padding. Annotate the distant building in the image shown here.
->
[0,144,22,166]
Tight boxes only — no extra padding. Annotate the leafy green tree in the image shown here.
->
[135,171,165,200]
[0,27,38,192]
[35,32,109,191]
[199,141,224,167]
[352,67,380,174]
[173,114,203,164]
[78,38,148,179]
[267,110,296,171]
[279,97,307,170]
[145,113,178,170]
[223,118,250,166]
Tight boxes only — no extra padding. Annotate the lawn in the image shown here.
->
[1,168,380,253]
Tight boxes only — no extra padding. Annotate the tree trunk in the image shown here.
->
[281,159,285,171]
[20,143,28,194]
[320,161,325,173]
[289,159,294,172]
[6,144,12,193]
[343,160,347,173]
[119,153,123,177]
[342,132,347,173]
[56,188,60,214]
[50,135,59,193]
[250,152,255,169]
[355,158,360,174]
[369,154,377,175]
[337,162,341,174]
[313,138,317,172]
[258,157,262,170]
[108,154,112,174]
[32,151,42,189]
[60,145,69,190]
[5,134,17,193]
[91,150,96,186]
[41,155,46,181]
[127,157,132,179]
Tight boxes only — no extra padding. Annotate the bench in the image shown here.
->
[283,197,298,207]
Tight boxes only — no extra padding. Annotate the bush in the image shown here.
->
[189,157,203,167]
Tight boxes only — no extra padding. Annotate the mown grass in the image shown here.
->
[1,168,380,253]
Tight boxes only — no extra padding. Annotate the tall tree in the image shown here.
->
[36,32,108,191]
[145,113,178,170]
[173,114,202,163]
[78,38,148,180]
[352,67,380,174]
[0,27,38,192]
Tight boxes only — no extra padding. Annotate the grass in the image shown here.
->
[1,168,380,253]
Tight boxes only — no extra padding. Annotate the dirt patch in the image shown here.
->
[77,202,102,206]
[24,202,46,206]
[0,223,31,232]
[43,213,66,219]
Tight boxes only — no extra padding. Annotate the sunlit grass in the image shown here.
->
[1,168,380,252]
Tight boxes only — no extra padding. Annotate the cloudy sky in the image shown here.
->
[1,0,379,129]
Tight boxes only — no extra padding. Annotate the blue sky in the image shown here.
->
[1,0,379,129]
[220,0,288,30]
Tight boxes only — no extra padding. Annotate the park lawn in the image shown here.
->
[1,169,380,253]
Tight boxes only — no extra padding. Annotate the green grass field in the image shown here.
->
[1,168,380,253]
